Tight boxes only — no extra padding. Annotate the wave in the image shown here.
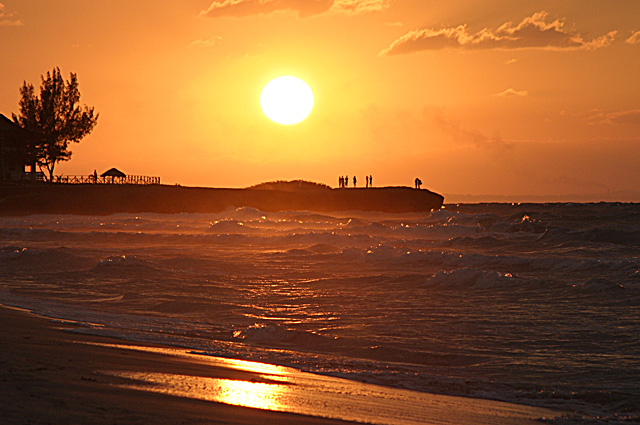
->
[571,277,625,292]
[210,206,266,221]
[442,235,506,248]
[0,246,93,272]
[540,226,640,247]
[358,248,640,278]
[208,219,258,233]
[233,323,333,348]
[580,226,640,246]
[91,255,162,276]
[282,243,343,256]
[232,323,486,367]
[425,268,522,289]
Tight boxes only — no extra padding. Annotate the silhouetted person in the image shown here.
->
[415,177,422,189]
[93,169,97,183]
[353,176,357,187]
[345,176,348,187]
[369,175,373,187]
[339,176,343,188]
[365,175,369,188]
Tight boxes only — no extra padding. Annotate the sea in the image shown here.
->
[1,202,639,424]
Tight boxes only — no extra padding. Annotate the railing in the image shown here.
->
[53,175,161,185]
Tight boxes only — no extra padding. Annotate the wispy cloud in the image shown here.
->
[432,110,513,151]
[189,36,223,48]
[587,109,640,125]
[381,11,616,55]
[331,0,389,15]
[626,31,640,44]
[199,0,332,18]
[0,3,23,26]
[494,88,528,97]
[199,0,388,18]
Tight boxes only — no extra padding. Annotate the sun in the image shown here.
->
[260,76,314,125]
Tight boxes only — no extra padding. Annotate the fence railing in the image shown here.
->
[53,175,161,185]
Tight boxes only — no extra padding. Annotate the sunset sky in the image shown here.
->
[2,1,639,200]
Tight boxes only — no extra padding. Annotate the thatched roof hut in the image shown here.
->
[100,168,126,183]
[101,168,126,178]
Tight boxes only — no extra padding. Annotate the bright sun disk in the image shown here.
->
[260,76,314,125]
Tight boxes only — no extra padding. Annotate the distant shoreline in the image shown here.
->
[0,183,444,215]
[445,191,640,204]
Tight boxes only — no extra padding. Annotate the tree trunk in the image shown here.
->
[42,161,54,182]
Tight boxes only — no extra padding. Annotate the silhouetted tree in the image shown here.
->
[12,67,98,181]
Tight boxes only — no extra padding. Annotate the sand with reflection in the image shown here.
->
[96,343,562,425]
[0,305,354,425]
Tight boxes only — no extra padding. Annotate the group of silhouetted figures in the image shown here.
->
[338,175,374,188]
[338,176,424,189]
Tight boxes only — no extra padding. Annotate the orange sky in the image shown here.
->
[2,1,639,201]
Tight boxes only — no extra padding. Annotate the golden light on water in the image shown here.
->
[87,343,291,411]
[210,378,287,410]
[95,343,560,424]
[111,371,289,411]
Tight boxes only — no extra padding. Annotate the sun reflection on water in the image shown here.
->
[208,356,291,377]
[211,378,287,410]
[90,343,293,412]
[109,371,290,412]
[93,343,561,425]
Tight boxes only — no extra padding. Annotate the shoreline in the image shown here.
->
[0,304,563,425]
[0,304,359,425]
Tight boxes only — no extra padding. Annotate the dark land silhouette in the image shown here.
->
[0,180,444,215]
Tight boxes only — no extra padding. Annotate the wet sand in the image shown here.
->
[0,305,359,425]
[0,305,562,424]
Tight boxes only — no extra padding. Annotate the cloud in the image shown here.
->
[494,88,528,97]
[381,11,616,55]
[199,0,332,18]
[0,3,23,26]
[585,109,640,125]
[608,110,640,125]
[432,110,513,151]
[331,0,389,14]
[626,31,640,44]
[189,36,223,48]
[199,0,388,18]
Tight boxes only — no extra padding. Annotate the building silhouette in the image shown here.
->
[0,114,38,181]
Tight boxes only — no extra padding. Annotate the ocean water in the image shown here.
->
[1,203,639,424]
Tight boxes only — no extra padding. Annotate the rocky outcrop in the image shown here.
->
[0,183,444,215]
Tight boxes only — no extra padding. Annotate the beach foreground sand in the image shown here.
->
[0,305,562,425]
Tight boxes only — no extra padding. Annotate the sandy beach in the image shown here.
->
[0,304,562,425]
[0,305,361,425]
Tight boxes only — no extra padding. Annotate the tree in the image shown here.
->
[12,67,98,181]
